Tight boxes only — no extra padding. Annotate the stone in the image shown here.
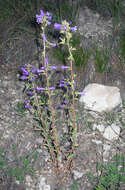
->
[73,170,84,180]
[103,124,120,141]
[42,185,51,190]
[79,83,122,113]
[92,139,102,145]
[93,124,105,133]
[103,144,111,162]
[77,7,113,47]
[39,177,51,190]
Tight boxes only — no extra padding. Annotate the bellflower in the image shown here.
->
[30,74,38,81]
[79,91,86,95]
[36,10,52,25]
[25,104,31,108]
[29,90,34,96]
[36,87,44,92]
[24,100,31,108]
[45,58,49,65]
[60,105,65,109]
[36,10,44,24]
[54,23,63,30]
[37,67,46,73]
[42,34,47,41]
[70,26,77,32]
[61,65,69,69]
[51,43,56,47]
[59,83,65,87]
[21,75,27,80]
[63,100,67,104]
[31,66,36,73]
[46,12,52,20]
[49,87,55,90]
[21,67,29,75]
[50,65,58,70]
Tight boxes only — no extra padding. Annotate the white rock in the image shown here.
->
[73,170,83,180]
[93,124,105,133]
[79,83,122,113]
[92,139,102,145]
[39,177,51,190]
[25,175,32,186]
[103,124,120,141]
[103,144,111,162]
[103,144,111,151]
[43,185,51,190]
[39,177,46,187]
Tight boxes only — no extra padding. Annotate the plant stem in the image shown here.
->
[42,29,61,168]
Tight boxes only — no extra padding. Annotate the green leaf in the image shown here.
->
[67,153,74,159]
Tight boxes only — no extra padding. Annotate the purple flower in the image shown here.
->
[50,65,58,70]
[21,75,27,80]
[51,43,56,47]
[31,66,36,73]
[63,100,67,104]
[45,106,48,110]
[36,10,45,24]
[54,23,63,30]
[30,77,35,82]
[36,10,52,25]
[63,25,67,30]
[49,87,55,90]
[24,64,28,67]
[60,105,65,109]
[46,12,52,20]
[59,83,65,87]
[37,69,43,73]
[40,66,46,70]
[47,21,51,25]
[45,58,49,65]
[29,90,34,96]
[79,91,86,95]
[70,26,77,32]
[42,34,47,41]
[21,67,29,75]
[61,65,69,69]
[65,82,69,87]
[37,67,46,73]
[24,100,31,108]
[40,10,44,17]
[36,87,44,91]
[25,104,31,108]
[24,100,28,104]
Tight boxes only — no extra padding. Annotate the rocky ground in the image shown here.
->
[0,3,125,190]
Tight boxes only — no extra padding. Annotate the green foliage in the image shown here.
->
[73,47,90,68]
[89,154,125,190]
[0,148,38,182]
[0,148,6,168]
[71,34,91,68]
[16,101,26,117]
[54,34,91,68]
[104,112,116,124]
[95,48,109,73]
[54,46,68,63]
[71,181,78,190]
[120,35,125,59]
[0,0,39,21]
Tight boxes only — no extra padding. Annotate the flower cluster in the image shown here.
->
[36,10,52,25]
[21,64,37,81]
[20,9,86,172]
[54,21,77,33]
